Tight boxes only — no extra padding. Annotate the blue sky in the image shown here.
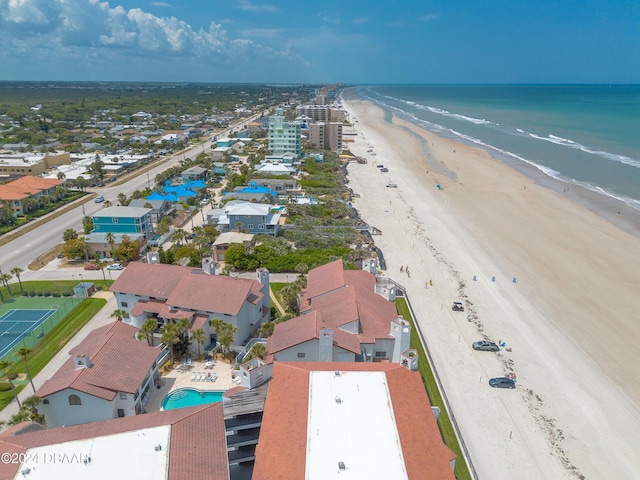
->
[1,0,638,84]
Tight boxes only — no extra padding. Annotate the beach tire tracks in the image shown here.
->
[402,198,583,479]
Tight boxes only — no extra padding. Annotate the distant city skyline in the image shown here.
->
[1,0,638,84]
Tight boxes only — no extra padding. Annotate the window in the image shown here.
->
[297,352,306,358]
[258,224,264,229]
[375,351,387,358]
[121,302,128,308]
[119,393,127,400]
[117,409,125,418]
[247,224,254,229]
[69,394,82,405]
[111,218,119,223]
[43,399,50,405]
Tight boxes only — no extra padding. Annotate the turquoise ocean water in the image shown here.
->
[352,85,640,211]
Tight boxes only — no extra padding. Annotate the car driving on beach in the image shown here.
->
[452,301,464,311]
[472,340,500,351]
[489,377,516,389]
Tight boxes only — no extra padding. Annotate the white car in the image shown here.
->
[107,263,123,270]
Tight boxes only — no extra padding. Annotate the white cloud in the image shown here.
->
[240,28,283,39]
[419,13,439,22]
[150,2,173,7]
[235,0,277,13]
[352,16,369,25]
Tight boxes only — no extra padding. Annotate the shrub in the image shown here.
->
[0,382,11,392]
[29,291,36,297]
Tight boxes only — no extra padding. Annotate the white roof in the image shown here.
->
[257,163,295,173]
[306,371,408,479]
[20,426,170,480]
[226,202,271,216]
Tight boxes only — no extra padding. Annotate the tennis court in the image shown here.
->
[0,296,82,360]
[0,309,56,358]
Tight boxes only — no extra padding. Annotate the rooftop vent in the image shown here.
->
[334,370,340,377]
[154,444,162,452]
[338,461,346,471]
[335,396,342,404]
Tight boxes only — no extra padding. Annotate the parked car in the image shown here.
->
[452,301,464,311]
[56,252,65,259]
[94,196,105,203]
[472,340,500,351]
[380,167,389,172]
[84,263,100,270]
[489,377,516,389]
[106,263,123,271]
[386,183,398,188]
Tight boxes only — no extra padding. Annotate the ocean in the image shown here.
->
[351,85,640,210]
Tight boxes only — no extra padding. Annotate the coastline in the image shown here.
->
[340,89,640,479]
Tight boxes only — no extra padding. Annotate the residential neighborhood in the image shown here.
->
[0,84,460,480]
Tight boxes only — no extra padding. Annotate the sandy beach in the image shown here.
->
[341,91,640,479]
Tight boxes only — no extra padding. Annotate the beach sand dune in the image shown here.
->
[342,94,640,479]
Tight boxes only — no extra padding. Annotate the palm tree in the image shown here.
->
[192,328,206,360]
[117,192,127,206]
[0,272,12,295]
[210,318,237,356]
[11,267,24,294]
[110,309,129,322]
[0,359,21,409]
[21,395,43,423]
[96,259,108,287]
[138,318,157,346]
[246,342,266,361]
[105,232,116,258]
[15,347,35,393]
[160,322,180,367]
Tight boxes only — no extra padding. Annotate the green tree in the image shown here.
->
[11,267,24,294]
[75,176,89,191]
[64,237,89,261]
[15,347,36,394]
[21,395,44,424]
[63,228,78,241]
[210,318,237,356]
[0,359,21,409]
[110,309,129,322]
[0,272,12,295]
[245,342,266,361]
[113,234,140,263]
[157,216,173,235]
[192,328,206,360]
[137,318,157,346]
[117,192,127,206]
[82,216,94,234]
[160,322,181,367]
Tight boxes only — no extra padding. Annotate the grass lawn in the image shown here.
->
[0,297,107,412]
[396,297,472,480]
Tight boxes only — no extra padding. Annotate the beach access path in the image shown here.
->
[341,94,640,480]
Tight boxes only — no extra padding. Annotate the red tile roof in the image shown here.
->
[36,321,160,400]
[253,363,456,480]
[266,260,398,358]
[111,262,263,316]
[0,176,64,201]
[0,404,228,480]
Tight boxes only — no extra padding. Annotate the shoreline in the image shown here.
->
[340,92,640,479]
[347,87,640,239]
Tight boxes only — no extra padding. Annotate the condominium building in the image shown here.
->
[268,110,301,155]
[308,122,343,151]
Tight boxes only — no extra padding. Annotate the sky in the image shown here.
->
[0,0,638,84]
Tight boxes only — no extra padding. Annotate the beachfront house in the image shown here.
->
[264,259,412,364]
[36,322,165,428]
[216,201,281,236]
[110,262,271,351]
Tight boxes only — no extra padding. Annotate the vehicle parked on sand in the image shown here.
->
[386,183,398,188]
[472,340,500,351]
[489,377,516,389]
[452,301,464,311]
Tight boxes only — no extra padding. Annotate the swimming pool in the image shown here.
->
[161,388,224,410]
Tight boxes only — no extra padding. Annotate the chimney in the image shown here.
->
[202,257,216,275]
[74,354,92,370]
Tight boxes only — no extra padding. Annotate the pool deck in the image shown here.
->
[145,358,239,412]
